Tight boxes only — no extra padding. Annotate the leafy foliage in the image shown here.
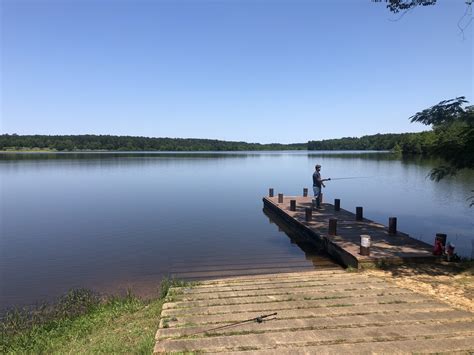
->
[372,0,437,13]
[409,97,470,126]
[409,97,474,181]
[308,132,434,151]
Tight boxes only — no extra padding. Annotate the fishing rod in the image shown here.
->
[327,176,372,181]
[187,312,278,336]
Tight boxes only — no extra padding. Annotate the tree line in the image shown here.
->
[0,121,467,158]
[307,130,443,155]
[0,134,307,151]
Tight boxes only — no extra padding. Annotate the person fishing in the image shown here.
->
[312,164,330,209]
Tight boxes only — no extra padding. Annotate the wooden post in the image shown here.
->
[303,188,308,197]
[328,218,337,236]
[360,235,371,256]
[290,199,296,211]
[334,199,340,211]
[356,206,363,221]
[305,207,312,221]
[388,217,397,235]
[269,188,274,197]
[278,193,283,203]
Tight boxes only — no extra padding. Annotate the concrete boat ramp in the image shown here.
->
[154,269,474,354]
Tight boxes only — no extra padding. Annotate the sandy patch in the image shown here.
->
[364,262,473,312]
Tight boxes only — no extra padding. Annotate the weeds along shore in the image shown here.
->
[0,278,192,354]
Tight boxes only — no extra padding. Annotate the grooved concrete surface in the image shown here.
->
[154,270,474,354]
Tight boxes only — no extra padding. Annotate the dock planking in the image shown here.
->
[263,195,437,268]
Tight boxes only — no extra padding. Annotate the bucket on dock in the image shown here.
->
[360,234,371,256]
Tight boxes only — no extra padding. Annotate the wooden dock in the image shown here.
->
[263,195,437,269]
[154,269,474,353]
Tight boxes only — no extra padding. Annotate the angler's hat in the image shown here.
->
[315,164,321,168]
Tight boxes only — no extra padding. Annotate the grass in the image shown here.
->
[326,303,354,308]
[379,300,408,305]
[0,277,193,354]
[345,266,358,273]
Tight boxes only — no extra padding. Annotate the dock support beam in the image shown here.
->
[303,188,308,197]
[389,217,397,235]
[269,188,274,197]
[356,207,363,221]
[305,207,312,221]
[278,193,283,203]
[334,199,340,211]
[328,218,337,236]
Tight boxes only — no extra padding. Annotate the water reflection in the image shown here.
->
[262,207,333,265]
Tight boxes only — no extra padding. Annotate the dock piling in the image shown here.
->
[334,199,340,211]
[290,199,296,211]
[388,217,397,235]
[356,207,363,221]
[269,188,274,197]
[303,188,308,197]
[305,207,312,221]
[278,193,283,203]
[328,218,337,236]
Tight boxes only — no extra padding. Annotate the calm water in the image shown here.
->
[1,151,473,309]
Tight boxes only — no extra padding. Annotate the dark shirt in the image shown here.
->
[313,171,321,187]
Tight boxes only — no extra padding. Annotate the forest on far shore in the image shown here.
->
[0,127,456,156]
[0,129,454,155]
[0,134,307,151]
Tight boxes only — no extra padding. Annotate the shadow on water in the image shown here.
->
[164,209,340,283]
[261,207,340,269]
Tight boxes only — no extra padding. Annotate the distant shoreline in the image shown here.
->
[0,132,430,152]
[0,149,396,154]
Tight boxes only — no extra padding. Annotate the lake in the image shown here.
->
[1,151,473,310]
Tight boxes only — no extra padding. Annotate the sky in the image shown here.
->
[1,0,472,144]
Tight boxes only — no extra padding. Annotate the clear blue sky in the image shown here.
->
[1,0,472,143]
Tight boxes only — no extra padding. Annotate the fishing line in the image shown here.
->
[328,176,372,180]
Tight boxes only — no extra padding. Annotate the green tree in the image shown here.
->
[409,97,474,181]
